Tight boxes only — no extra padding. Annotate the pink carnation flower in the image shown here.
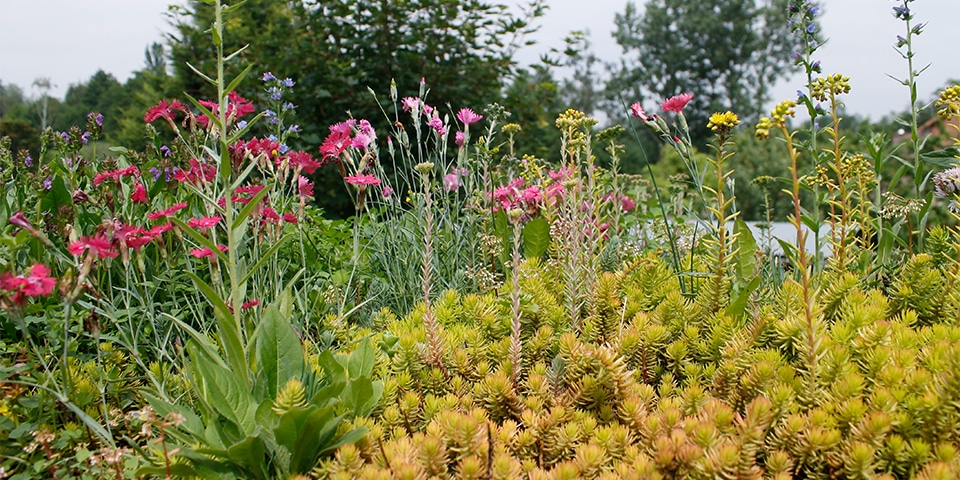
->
[661,93,693,113]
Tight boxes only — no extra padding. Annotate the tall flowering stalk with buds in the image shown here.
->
[757,100,822,404]
[701,111,741,313]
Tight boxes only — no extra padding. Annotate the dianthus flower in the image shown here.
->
[189,244,228,259]
[147,202,188,220]
[661,93,693,113]
[0,264,56,306]
[144,99,186,124]
[187,216,222,231]
[68,235,118,258]
[456,108,483,126]
[131,183,148,204]
[344,174,381,186]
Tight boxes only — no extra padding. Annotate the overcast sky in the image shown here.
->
[1,0,958,121]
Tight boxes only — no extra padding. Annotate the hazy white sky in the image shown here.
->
[1,0,958,120]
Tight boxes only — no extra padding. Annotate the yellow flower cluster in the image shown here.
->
[755,100,797,140]
[811,73,851,101]
[555,109,598,131]
[935,85,960,120]
[706,111,740,135]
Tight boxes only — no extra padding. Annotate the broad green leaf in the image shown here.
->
[188,341,256,435]
[523,216,551,258]
[232,185,272,230]
[317,349,346,386]
[347,337,375,379]
[256,303,304,399]
[226,435,267,479]
[224,62,254,95]
[341,377,374,417]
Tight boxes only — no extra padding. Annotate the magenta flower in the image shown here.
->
[320,129,351,161]
[131,182,148,204]
[148,202,188,220]
[401,97,421,112]
[351,132,373,149]
[456,108,483,126]
[187,216,222,231]
[68,235,118,259]
[629,102,650,121]
[288,151,323,174]
[189,244,228,259]
[381,186,394,198]
[455,131,466,147]
[661,93,693,113]
[0,263,57,306]
[426,116,446,136]
[344,174,381,186]
[444,173,460,192]
[144,99,186,124]
[298,175,314,198]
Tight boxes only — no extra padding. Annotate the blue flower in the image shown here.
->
[807,6,820,15]
[268,134,278,142]
[279,144,291,155]
[282,102,296,111]
[287,124,301,134]
[236,120,248,131]
[42,176,52,190]
[24,156,32,167]
[281,78,295,88]
[806,23,816,34]
[262,72,276,82]
[149,167,162,180]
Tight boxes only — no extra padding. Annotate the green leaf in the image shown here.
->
[725,276,761,319]
[341,376,375,417]
[224,62,254,95]
[226,435,267,479]
[184,271,246,382]
[522,216,551,258]
[920,147,960,167]
[40,175,72,214]
[347,337,375,379]
[733,219,758,284]
[256,303,304,399]
[188,341,256,436]
[317,349,346,386]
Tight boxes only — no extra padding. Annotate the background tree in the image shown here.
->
[168,0,544,217]
[608,0,800,146]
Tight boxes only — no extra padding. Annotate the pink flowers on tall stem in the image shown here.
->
[661,93,693,113]
[344,174,381,186]
[457,108,483,126]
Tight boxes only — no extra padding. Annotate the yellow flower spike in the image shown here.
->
[755,117,773,140]
[706,111,740,135]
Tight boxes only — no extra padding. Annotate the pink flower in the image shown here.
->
[0,263,56,305]
[381,186,394,198]
[629,102,649,121]
[93,165,140,186]
[621,195,636,212]
[148,202,188,220]
[426,116,446,136]
[148,223,174,236]
[298,175,314,198]
[661,93,693,113]
[457,108,483,126]
[351,132,373,149]
[131,183,148,204]
[196,91,255,127]
[242,299,260,310]
[422,104,435,116]
[455,131,466,147]
[144,99,186,124]
[402,97,421,112]
[320,129,351,161]
[187,216,222,231]
[329,120,356,135]
[444,173,460,192]
[287,151,322,174]
[282,212,299,224]
[68,235,118,258]
[344,174,381,186]
[189,244,228,259]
